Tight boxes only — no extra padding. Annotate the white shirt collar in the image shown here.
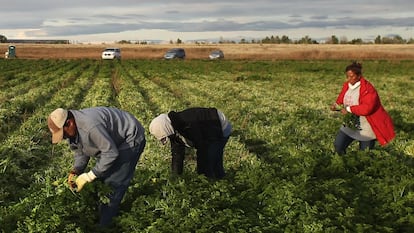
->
[348,81,361,90]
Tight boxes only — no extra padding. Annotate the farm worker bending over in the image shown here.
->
[47,107,146,227]
[330,61,395,154]
[149,107,232,179]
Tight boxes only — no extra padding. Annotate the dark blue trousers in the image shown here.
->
[99,140,146,226]
[334,130,375,155]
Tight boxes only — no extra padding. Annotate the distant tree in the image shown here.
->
[176,38,182,44]
[407,38,414,44]
[261,35,282,44]
[330,35,339,44]
[350,38,363,44]
[382,37,392,44]
[117,40,131,44]
[392,35,405,44]
[240,38,247,44]
[297,35,313,44]
[375,35,382,44]
[374,35,405,44]
[281,35,291,44]
[275,36,289,44]
[261,36,270,44]
[274,36,281,44]
[0,34,7,43]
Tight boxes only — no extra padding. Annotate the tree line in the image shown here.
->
[221,34,414,44]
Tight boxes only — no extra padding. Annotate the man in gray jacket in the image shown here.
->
[47,107,146,227]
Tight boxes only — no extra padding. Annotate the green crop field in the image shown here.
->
[1,59,414,232]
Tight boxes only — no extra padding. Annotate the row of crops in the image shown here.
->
[1,59,414,232]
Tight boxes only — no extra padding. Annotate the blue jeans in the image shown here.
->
[334,130,375,155]
[99,140,146,226]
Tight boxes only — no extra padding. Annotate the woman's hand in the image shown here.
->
[330,103,343,111]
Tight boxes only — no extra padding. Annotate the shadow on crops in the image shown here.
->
[232,129,276,163]
[388,109,414,139]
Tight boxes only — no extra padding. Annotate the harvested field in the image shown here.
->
[1,43,414,60]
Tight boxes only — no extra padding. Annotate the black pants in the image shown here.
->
[197,137,229,179]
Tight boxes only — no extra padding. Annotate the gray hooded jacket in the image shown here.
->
[68,107,145,177]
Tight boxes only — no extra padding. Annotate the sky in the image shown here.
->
[0,0,413,43]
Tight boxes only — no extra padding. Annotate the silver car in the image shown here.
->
[209,50,224,60]
[164,48,186,59]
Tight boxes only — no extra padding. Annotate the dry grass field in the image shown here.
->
[1,43,414,60]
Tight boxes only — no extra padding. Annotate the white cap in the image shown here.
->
[47,108,68,143]
[149,114,174,141]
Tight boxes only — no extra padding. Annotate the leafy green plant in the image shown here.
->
[1,59,414,232]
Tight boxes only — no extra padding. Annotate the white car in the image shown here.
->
[101,48,121,60]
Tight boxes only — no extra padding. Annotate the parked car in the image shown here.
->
[209,50,224,60]
[164,48,186,59]
[101,48,121,60]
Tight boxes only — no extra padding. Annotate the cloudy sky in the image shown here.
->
[1,0,413,43]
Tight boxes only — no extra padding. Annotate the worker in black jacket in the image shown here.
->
[149,107,232,179]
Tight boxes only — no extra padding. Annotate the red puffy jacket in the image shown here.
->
[336,77,395,146]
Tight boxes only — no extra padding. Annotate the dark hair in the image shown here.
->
[64,111,74,127]
[345,61,362,76]
[67,110,74,120]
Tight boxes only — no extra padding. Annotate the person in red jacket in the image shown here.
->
[330,61,395,154]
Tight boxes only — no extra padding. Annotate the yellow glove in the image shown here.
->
[75,171,97,192]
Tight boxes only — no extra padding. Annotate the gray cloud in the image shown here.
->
[27,15,413,37]
[1,0,413,40]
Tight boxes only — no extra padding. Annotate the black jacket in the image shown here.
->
[167,107,224,174]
